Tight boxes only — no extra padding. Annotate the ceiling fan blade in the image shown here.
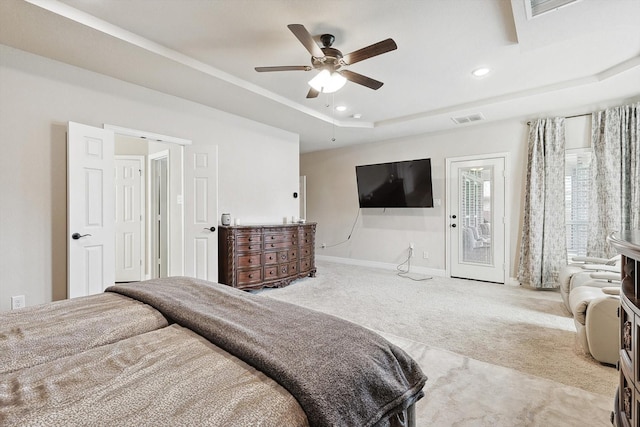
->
[288,24,324,58]
[306,88,320,98]
[255,66,312,72]
[339,70,384,90]
[342,38,397,65]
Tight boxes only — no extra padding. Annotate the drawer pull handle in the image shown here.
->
[249,274,253,278]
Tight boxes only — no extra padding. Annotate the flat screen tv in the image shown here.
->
[355,158,434,208]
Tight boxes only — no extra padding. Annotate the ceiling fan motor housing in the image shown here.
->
[313,47,343,70]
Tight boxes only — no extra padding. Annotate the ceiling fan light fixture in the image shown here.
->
[308,69,347,94]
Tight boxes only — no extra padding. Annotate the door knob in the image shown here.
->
[72,233,92,240]
[204,226,216,232]
[451,224,457,228]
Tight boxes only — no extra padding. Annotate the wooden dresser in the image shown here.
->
[218,223,316,290]
[610,231,640,427]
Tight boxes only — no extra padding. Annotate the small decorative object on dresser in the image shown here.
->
[218,223,316,290]
[609,230,640,427]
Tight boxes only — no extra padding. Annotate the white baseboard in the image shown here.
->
[316,255,447,277]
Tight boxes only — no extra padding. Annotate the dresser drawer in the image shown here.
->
[300,245,313,258]
[299,234,313,246]
[265,266,279,280]
[238,254,262,268]
[288,261,298,276]
[300,257,312,272]
[265,241,293,250]
[237,234,262,245]
[265,233,296,243]
[238,242,262,252]
[237,268,262,285]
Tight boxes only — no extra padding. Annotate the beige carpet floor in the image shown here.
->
[258,260,618,426]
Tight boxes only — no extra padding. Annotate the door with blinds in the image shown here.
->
[447,155,507,283]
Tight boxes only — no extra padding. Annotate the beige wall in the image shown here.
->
[301,116,591,279]
[0,45,300,311]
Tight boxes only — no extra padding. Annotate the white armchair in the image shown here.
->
[569,285,620,365]
[559,255,621,365]
[559,255,621,311]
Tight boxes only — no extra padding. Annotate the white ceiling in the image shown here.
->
[1,0,639,153]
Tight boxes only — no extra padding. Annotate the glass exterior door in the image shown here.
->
[449,157,506,283]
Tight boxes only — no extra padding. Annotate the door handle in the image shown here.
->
[204,226,216,232]
[451,224,457,228]
[71,233,92,240]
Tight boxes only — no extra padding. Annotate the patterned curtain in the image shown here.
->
[588,102,640,257]
[518,118,567,289]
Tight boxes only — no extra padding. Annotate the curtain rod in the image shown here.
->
[527,113,590,126]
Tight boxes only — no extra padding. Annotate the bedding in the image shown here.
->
[0,277,426,426]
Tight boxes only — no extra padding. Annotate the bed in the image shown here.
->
[0,277,427,426]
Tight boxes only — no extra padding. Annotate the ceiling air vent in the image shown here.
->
[451,113,485,125]
[526,0,582,19]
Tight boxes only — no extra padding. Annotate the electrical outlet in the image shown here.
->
[423,251,429,259]
[11,295,25,310]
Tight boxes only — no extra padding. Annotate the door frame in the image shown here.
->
[445,152,510,283]
[105,124,190,279]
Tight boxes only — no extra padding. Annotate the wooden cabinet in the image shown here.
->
[218,223,316,290]
[610,231,640,427]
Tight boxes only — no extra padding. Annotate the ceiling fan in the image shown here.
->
[255,24,397,98]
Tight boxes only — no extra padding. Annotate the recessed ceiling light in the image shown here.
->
[472,67,491,77]
[335,105,347,112]
[352,113,362,119]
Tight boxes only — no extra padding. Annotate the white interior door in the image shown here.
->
[184,144,218,280]
[67,121,115,298]
[115,156,144,282]
[448,155,507,283]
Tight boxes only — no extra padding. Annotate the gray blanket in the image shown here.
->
[107,277,427,427]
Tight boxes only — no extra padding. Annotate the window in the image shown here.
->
[565,150,591,258]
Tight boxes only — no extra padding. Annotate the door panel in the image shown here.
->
[184,145,218,280]
[115,157,143,282]
[449,156,506,283]
[67,122,114,298]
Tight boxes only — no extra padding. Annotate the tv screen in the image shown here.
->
[355,158,434,208]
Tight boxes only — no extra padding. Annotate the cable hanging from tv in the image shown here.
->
[319,208,360,249]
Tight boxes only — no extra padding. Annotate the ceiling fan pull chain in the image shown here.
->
[331,93,336,142]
